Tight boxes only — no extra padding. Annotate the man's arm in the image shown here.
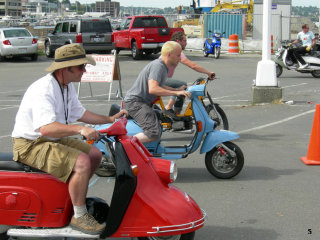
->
[39,109,128,140]
[149,80,190,98]
[79,110,127,125]
[181,58,215,79]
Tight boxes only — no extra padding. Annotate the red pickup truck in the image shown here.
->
[113,15,184,59]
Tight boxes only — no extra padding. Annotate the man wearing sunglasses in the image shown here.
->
[288,24,316,69]
[12,44,127,235]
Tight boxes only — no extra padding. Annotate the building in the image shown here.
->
[0,0,22,17]
[95,0,119,18]
[253,0,292,41]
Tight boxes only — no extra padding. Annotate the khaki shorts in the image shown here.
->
[12,137,91,183]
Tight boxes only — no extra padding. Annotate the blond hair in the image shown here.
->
[161,41,181,57]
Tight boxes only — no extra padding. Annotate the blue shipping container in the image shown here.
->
[204,13,243,39]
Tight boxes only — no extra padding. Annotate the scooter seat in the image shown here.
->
[0,152,43,172]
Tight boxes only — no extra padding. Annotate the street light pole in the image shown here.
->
[252,0,282,104]
[255,0,277,86]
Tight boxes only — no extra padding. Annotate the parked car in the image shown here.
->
[0,27,38,61]
[45,18,115,58]
[113,15,184,59]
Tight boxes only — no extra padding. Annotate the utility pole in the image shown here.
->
[252,0,282,104]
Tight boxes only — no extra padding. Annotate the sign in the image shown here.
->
[81,54,117,83]
[78,52,123,100]
[272,4,277,10]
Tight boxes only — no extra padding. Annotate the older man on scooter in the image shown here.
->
[288,24,316,69]
[11,44,127,235]
[123,41,191,143]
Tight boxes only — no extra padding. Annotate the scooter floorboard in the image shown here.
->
[7,226,99,239]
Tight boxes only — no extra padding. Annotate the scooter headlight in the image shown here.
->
[151,158,178,184]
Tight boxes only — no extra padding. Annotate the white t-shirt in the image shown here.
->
[12,73,85,140]
[297,31,315,46]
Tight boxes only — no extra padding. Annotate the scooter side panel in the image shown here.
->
[0,172,72,227]
[200,130,239,154]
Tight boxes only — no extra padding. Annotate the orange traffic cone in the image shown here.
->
[301,104,320,165]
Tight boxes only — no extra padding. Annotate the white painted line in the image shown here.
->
[282,83,308,88]
[0,106,19,111]
[0,89,25,94]
[238,108,315,134]
[0,135,11,139]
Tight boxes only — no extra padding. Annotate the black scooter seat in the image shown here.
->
[0,152,43,172]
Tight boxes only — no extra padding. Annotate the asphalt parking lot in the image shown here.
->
[1,51,320,240]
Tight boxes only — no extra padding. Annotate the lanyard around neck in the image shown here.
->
[56,79,69,124]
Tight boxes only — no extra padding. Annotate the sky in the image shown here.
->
[113,0,319,8]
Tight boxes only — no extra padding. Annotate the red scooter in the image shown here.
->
[0,118,206,240]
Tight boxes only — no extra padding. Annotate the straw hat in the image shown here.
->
[46,44,96,72]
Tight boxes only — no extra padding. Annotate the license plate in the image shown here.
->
[18,48,27,53]
[91,37,103,42]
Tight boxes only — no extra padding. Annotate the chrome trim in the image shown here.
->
[141,43,164,49]
[147,209,207,234]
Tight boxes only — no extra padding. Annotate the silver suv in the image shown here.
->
[45,18,114,57]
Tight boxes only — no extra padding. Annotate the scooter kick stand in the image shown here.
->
[7,226,100,239]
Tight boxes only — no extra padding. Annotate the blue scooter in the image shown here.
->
[203,30,225,59]
[93,77,244,179]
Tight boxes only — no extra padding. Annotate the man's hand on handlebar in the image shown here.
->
[208,72,216,80]
[80,126,99,141]
[176,90,191,99]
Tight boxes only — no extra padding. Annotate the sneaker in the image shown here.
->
[70,213,105,235]
[162,108,176,118]
[298,63,308,69]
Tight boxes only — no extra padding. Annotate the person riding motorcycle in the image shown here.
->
[123,41,191,143]
[11,44,127,235]
[287,24,316,69]
[163,31,215,116]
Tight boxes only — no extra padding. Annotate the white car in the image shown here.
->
[0,27,38,61]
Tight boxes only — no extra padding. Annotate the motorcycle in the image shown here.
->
[152,77,229,132]
[202,31,225,59]
[0,118,206,240]
[94,77,244,179]
[274,44,320,78]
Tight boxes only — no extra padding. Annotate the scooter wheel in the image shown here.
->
[311,70,320,78]
[276,64,283,77]
[205,141,244,179]
[138,231,195,240]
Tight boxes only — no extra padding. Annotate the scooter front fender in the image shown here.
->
[200,130,239,154]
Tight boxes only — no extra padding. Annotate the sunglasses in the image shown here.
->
[76,64,86,71]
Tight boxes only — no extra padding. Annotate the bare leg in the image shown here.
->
[68,153,92,206]
[165,98,176,110]
[135,132,154,143]
[87,146,102,177]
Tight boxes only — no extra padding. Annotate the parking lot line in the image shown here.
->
[238,108,315,134]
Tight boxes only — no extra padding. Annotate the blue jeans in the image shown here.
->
[165,79,187,111]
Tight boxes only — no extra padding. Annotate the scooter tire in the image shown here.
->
[0,232,9,240]
[138,231,195,240]
[206,104,229,130]
[311,70,320,78]
[214,47,220,59]
[276,64,283,77]
[203,44,209,57]
[205,141,244,179]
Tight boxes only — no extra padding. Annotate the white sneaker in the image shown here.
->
[298,63,308,69]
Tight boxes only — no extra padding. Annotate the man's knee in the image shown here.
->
[74,153,92,174]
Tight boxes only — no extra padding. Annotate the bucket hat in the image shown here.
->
[46,44,96,72]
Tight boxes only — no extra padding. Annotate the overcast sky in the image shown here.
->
[114,0,319,8]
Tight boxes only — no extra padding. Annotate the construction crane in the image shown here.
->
[210,0,254,26]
